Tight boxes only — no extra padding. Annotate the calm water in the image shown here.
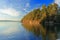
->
[0,22,42,40]
[0,22,60,40]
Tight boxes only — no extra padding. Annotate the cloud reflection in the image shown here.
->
[0,22,20,35]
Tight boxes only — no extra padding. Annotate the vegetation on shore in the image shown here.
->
[21,3,60,24]
[21,3,60,40]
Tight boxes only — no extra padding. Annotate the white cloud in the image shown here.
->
[23,8,29,13]
[0,17,20,21]
[55,0,60,6]
[26,3,30,8]
[0,8,20,16]
[23,3,30,12]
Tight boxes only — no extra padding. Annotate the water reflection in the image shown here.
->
[22,23,57,40]
[0,22,59,40]
[22,24,40,36]
[0,22,20,35]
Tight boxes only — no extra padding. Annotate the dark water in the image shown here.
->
[0,22,60,40]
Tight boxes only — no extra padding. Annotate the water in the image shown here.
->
[0,22,60,40]
[0,22,42,40]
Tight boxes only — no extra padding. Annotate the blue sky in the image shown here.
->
[0,0,59,20]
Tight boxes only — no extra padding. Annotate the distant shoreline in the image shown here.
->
[0,20,20,22]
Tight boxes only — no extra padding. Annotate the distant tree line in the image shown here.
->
[21,3,60,31]
[21,3,60,22]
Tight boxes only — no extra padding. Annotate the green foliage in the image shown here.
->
[21,8,41,22]
[21,3,60,40]
[21,3,59,23]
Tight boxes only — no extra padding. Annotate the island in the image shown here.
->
[21,3,59,24]
[21,3,60,40]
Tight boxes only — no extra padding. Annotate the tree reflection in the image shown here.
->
[22,23,46,40]
[22,24,40,36]
[22,23,57,40]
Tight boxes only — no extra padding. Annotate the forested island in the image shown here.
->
[21,3,60,40]
[21,3,60,25]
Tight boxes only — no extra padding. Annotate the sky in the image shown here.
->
[0,0,59,21]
